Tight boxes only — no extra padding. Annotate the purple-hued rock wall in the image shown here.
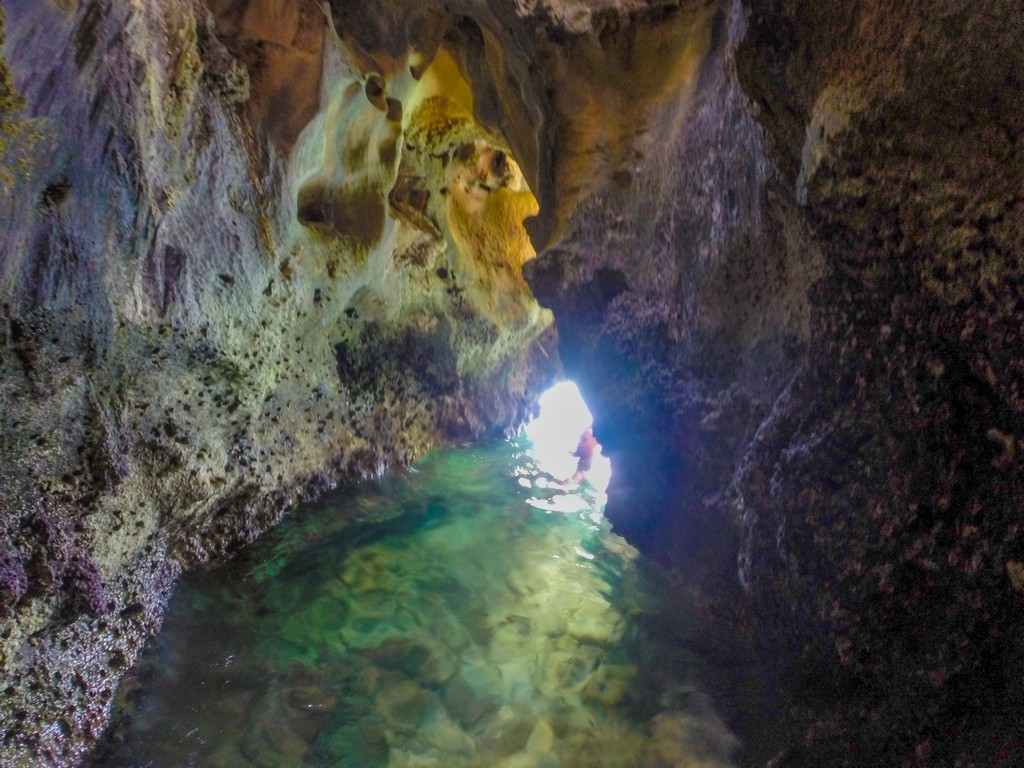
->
[0,1,554,763]
[531,0,1024,764]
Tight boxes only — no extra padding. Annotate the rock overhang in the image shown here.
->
[215,0,727,251]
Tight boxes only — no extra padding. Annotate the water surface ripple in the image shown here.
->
[101,437,738,767]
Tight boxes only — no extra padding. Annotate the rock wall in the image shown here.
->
[731,1,1024,763]
[530,0,1024,764]
[527,0,816,572]
[0,1,555,764]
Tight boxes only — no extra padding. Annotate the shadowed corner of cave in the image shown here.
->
[524,257,712,571]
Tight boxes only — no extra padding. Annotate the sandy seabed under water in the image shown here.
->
[96,435,740,768]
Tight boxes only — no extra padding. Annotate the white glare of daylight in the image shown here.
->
[524,380,612,496]
[525,381,594,480]
[586,445,612,494]
[525,492,593,515]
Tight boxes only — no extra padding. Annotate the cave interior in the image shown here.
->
[1,0,1023,766]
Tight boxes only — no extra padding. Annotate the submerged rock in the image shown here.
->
[476,703,536,755]
[93,442,743,767]
[365,635,459,687]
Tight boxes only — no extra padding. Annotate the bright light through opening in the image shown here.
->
[524,381,612,494]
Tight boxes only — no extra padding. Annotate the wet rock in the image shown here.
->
[243,670,338,766]
[284,679,338,715]
[62,552,108,617]
[498,718,556,768]
[545,641,604,691]
[1007,561,1024,592]
[408,710,476,759]
[580,663,637,708]
[648,701,740,768]
[366,635,458,687]
[476,703,536,755]
[0,538,28,614]
[373,676,439,733]
[443,672,500,728]
[316,715,390,767]
[566,594,622,645]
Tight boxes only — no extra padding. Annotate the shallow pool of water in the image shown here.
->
[98,436,740,767]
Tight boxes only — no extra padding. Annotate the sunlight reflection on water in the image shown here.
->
[98,431,737,768]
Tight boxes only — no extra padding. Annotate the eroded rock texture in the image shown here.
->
[532,0,1024,765]
[1,0,1022,765]
[731,2,1024,764]
[0,1,555,763]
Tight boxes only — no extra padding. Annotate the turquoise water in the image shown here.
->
[99,436,739,767]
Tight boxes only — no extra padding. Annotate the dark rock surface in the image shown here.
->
[1,0,1022,765]
[533,0,1024,765]
[730,1,1024,763]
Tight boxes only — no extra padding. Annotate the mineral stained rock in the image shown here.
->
[0,0,565,763]
[2,0,1023,765]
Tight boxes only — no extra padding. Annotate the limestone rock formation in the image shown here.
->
[0,1,555,763]
[0,0,1022,765]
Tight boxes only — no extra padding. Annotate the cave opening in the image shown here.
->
[524,380,612,499]
[0,1,791,764]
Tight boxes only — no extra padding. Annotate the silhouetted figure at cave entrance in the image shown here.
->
[561,426,603,489]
